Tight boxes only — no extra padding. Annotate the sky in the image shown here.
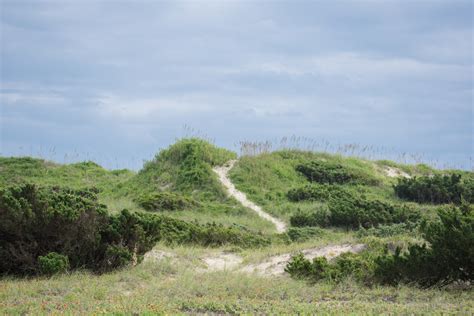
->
[1,0,472,170]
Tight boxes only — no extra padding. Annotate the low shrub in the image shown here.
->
[394,174,474,204]
[295,160,378,185]
[374,204,474,286]
[328,193,420,229]
[356,222,418,238]
[286,227,324,242]
[290,208,331,227]
[287,184,347,202]
[285,252,375,284]
[0,184,269,276]
[289,191,420,229]
[136,192,197,212]
[38,252,69,275]
[187,222,270,248]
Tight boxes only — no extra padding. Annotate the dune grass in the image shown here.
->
[1,245,472,315]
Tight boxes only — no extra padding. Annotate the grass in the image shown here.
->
[1,245,472,315]
[0,157,135,201]
[228,150,449,223]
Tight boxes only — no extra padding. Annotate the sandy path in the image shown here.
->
[143,244,366,276]
[383,166,411,178]
[199,244,366,274]
[213,160,287,233]
[239,243,366,276]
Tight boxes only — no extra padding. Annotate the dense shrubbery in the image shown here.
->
[285,252,375,284]
[38,252,70,275]
[290,191,420,229]
[0,184,160,275]
[287,184,347,202]
[374,204,473,286]
[287,205,473,287]
[394,174,474,204]
[328,192,420,229]
[290,208,331,228]
[295,160,378,185]
[356,222,418,238]
[137,192,197,212]
[286,227,324,242]
[0,184,269,276]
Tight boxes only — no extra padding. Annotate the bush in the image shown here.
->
[137,192,197,212]
[295,160,378,185]
[286,227,324,242]
[0,184,108,275]
[328,193,420,229]
[285,253,329,281]
[285,252,374,283]
[356,222,418,238]
[290,208,331,227]
[394,174,474,204]
[0,184,270,276]
[103,245,134,269]
[287,184,347,202]
[38,252,69,275]
[289,191,420,229]
[287,206,473,287]
[374,204,474,286]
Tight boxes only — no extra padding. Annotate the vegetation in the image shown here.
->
[290,191,420,229]
[285,251,376,284]
[0,184,160,275]
[38,252,70,275]
[375,204,473,286]
[286,205,473,287]
[394,174,474,204]
[285,227,325,242]
[0,157,134,197]
[136,192,197,212]
[287,183,348,202]
[296,160,380,185]
[127,138,236,197]
[0,138,472,314]
[0,183,269,276]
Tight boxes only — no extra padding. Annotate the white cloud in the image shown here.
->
[239,53,468,84]
[0,92,66,106]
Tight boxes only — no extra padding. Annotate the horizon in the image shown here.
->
[1,134,471,171]
[1,1,473,171]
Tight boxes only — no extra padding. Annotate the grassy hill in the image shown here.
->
[0,138,472,314]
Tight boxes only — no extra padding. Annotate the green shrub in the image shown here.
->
[374,204,474,286]
[287,184,347,202]
[285,253,329,281]
[136,192,196,212]
[103,245,134,269]
[0,183,270,275]
[394,174,474,204]
[356,222,418,238]
[38,252,69,275]
[289,191,420,229]
[295,160,378,185]
[286,227,324,242]
[0,184,107,275]
[290,208,331,227]
[328,193,420,229]
[285,252,374,283]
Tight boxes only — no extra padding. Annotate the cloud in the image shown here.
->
[0,0,472,169]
